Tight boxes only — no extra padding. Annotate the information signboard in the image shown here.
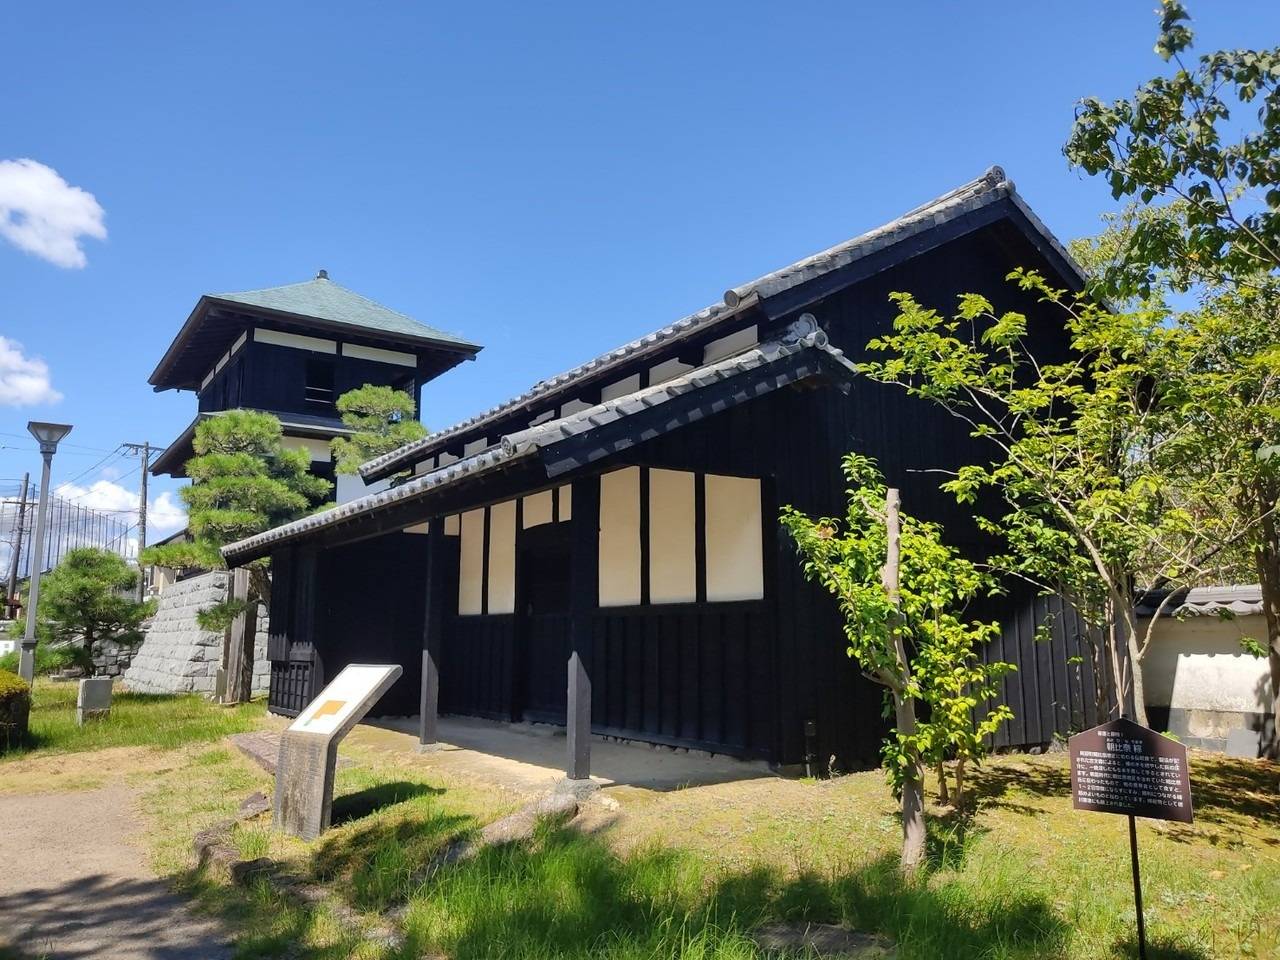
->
[1069,716,1193,823]
[273,662,402,840]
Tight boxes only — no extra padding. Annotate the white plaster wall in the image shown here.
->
[522,490,554,528]
[336,473,389,505]
[599,467,641,606]
[649,469,696,604]
[1142,614,1270,714]
[282,436,332,462]
[704,474,763,602]
[703,325,758,363]
[488,500,517,614]
[458,509,485,615]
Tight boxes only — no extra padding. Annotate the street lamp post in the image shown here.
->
[18,421,73,685]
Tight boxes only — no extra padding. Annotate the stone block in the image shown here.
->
[76,677,113,725]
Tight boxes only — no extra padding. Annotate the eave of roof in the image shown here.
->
[223,320,853,564]
[149,275,482,391]
[361,164,1083,483]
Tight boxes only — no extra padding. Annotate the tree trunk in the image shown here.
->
[954,757,966,810]
[1253,511,1280,761]
[224,567,255,704]
[1120,609,1149,726]
[897,696,927,875]
[936,761,950,806]
[882,488,926,877]
[1091,639,1110,723]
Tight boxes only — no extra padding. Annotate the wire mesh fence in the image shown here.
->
[0,480,137,588]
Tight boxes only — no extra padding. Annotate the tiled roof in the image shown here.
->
[1137,585,1264,618]
[211,272,479,350]
[223,319,853,563]
[360,165,1078,482]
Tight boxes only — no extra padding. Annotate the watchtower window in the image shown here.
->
[305,355,335,410]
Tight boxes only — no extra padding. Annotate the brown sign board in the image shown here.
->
[1069,717,1193,823]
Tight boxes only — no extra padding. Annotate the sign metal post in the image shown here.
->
[1069,716,1193,960]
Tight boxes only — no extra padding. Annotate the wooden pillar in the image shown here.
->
[264,547,295,710]
[293,545,321,707]
[419,519,448,747]
[224,566,255,703]
[566,476,600,781]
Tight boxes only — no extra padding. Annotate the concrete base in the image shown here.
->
[554,777,601,800]
[415,741,445,754]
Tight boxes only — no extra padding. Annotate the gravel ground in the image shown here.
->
[0,781,233,960]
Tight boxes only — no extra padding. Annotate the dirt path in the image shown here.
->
[0,781,233,960]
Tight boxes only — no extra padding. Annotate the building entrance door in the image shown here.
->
[517,522,572,724]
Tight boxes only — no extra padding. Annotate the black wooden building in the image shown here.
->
[148,271,481,504]
[223,168,1111,775]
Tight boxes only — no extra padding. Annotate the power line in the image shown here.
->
[56,444,126,492]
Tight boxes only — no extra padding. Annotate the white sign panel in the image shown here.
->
[288,663,401,737]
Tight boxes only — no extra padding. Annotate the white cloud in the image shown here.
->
[0,336,61,406]
[0,158,106,268]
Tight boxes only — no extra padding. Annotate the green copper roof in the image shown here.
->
[210,271,479,349]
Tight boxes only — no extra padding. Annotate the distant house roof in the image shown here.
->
[360,165,1084,482]
[149,271,481,392]
[222,319,856,564]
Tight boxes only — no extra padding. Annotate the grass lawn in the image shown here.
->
[0,678,264,762]
[2,691,1276,960]
[132,732,1279,960]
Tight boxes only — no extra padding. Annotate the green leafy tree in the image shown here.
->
[1064,1,1280,299]
[143,410,330,699]
[863,270,1257,726]
[330,384,427,477]
[36,548,154,674]
[1066,3,1280,756]
[781,454,1013,873]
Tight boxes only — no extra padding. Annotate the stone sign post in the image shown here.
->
[273,663,402,840]
[1069,717,1194,960]
[76,677,113,725]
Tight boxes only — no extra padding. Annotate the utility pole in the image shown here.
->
[123,442,152,601]
[5,473,29,617]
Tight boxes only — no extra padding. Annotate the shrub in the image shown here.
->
[0,643,80,677]
[0,668,31,751]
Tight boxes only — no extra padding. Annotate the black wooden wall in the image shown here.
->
[310,533,431,717]
[199,340,419,419]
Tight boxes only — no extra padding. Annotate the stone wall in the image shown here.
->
[91,637,138,678]
[122,571,269,697]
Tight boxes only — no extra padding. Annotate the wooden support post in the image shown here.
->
[565,477,600,781]
[225,567,255,704]
[293,546,321,708]
[419,519,448,747]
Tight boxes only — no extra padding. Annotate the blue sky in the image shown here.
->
[1,1,1276,539]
